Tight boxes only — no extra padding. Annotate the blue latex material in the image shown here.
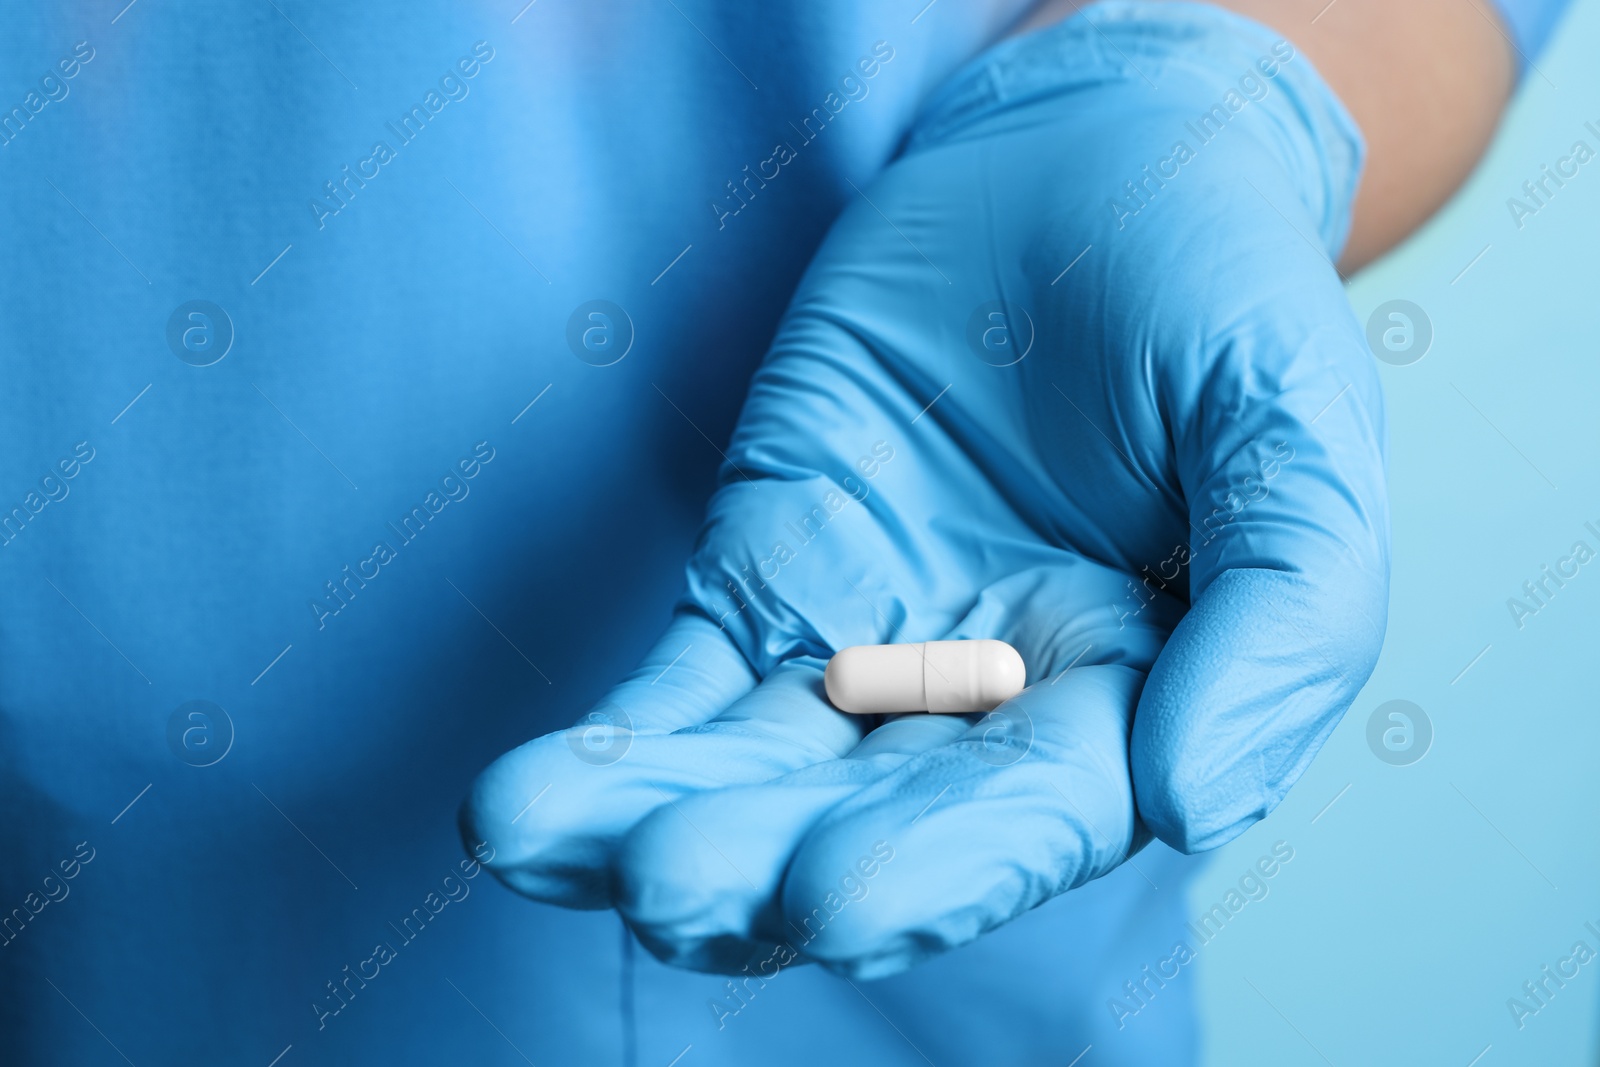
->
[466,0,1389,989]
[0,1,1227,1063]
[1489,0,1573,69]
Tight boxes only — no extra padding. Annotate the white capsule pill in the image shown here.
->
[824,639,1026,715]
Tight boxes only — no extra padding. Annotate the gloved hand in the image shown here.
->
[462,1,1387,980]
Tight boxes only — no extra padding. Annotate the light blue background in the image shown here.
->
[1194,3,1600,1063]
[0,1,1592,1063]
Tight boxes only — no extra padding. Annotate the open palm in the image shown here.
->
[463,9,1387,980]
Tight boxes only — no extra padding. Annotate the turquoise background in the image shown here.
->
[0,1,1589,1062]
[1197,3,1600,1063]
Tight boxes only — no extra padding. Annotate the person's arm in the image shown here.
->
[1021,0,1527,270]
[463,0,1571,979]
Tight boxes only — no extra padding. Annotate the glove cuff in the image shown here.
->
[905,0,1366,261]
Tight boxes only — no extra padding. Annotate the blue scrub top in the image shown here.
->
[0,3,1218,1064]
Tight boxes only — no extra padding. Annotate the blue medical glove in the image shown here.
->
[463,1,1388,979]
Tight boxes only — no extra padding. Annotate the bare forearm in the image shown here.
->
[1018,0,1514,270]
